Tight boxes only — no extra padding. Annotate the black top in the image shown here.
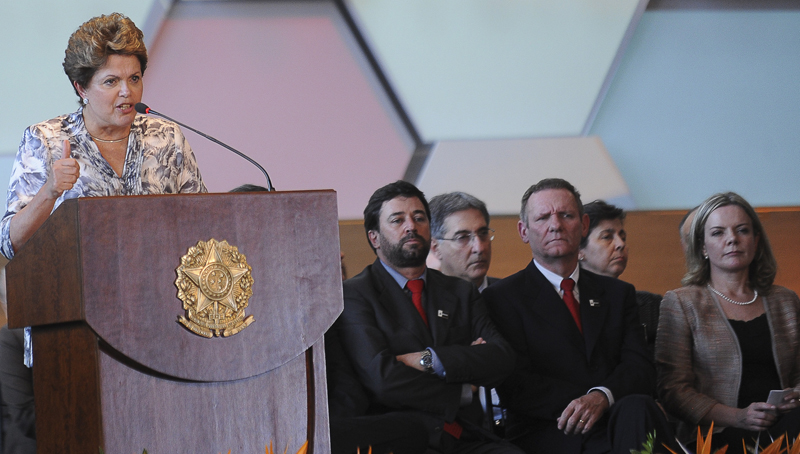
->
[729,313,782,407]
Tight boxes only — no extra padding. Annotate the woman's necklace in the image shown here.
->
[89,133,128,144]
[707,284,758,305]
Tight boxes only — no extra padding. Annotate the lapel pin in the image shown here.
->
[437,310,449,319]
[589,299,600,307]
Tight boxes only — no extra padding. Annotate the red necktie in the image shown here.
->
[560,278,582,333]
[406,279,428,327]
[406,278,461,439]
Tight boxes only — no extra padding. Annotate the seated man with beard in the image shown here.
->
[333,181,520,454]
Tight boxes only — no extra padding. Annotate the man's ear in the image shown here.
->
[517,219,530,244]
[368,230,380,250]
[431,239,443,260]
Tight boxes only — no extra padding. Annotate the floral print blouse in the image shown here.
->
[1,109,207,259]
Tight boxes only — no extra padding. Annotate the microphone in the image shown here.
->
[135,103,274,191]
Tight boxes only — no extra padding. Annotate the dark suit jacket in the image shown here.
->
[325,326,370,419]
[336,259,515,444]
[482,261,654,452]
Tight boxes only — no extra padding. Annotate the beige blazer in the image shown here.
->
[655,285,800,440]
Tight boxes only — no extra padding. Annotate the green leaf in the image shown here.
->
[631,431,656,454]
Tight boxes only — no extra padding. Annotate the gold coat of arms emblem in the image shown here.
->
[175,239,255,338]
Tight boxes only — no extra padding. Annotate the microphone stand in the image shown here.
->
[136,103,274,191]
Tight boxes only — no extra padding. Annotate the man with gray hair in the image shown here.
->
[429,192,495,292]
[428,192,504,435]
[483,178,676,454]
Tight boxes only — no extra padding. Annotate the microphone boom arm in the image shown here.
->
[137,104,274,191]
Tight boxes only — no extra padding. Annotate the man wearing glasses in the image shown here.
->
[429,192,496,293]
[428,192,506,437]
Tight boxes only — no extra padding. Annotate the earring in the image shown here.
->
[704,254,708,260]
[82,98,89,105]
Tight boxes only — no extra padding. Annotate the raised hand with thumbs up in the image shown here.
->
[45,139,81,199]
[8,138,83,253]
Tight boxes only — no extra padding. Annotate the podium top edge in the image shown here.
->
[60,189,336,204]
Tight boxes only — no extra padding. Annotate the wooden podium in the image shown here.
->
[6,191,343,454]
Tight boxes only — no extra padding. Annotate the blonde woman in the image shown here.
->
[656,192,800,453]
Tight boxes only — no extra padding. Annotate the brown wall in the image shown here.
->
[2,207,796,328]
[340,207,800,296]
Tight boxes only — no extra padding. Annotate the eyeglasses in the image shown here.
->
[437,229,495,248]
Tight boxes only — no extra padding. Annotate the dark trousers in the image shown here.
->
[512,394,678,454]
[438,429,525,454]
[330,412,523,454]
[330,413,429,454]
[0,326,35,454]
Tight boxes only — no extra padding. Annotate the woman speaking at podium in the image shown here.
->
[0,13,206,453]
[0,12,206,260]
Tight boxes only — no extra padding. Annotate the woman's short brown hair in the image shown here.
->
[63,13,147,104]
[682,191,777,292]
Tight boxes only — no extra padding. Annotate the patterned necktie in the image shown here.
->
[406,279,428,327]
[560,278,582,333]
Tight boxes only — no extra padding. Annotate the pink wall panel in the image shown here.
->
[143,2,412,219]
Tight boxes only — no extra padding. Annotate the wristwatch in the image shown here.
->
[419,349,433,373]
